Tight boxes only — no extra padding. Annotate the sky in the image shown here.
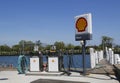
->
[0,0,120,46]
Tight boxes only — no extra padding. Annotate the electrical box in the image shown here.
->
[48,57,59,72]
[30,57,39,71]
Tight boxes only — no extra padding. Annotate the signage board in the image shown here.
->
[75,13,92,40]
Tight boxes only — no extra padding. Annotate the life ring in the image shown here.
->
[17,55,28,74]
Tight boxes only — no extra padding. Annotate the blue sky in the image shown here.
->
[0,0,120,46]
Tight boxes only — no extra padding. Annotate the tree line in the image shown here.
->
[0,36,120,55]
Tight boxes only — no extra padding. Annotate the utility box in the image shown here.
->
[30,57,39,71]
[48,57,59,72]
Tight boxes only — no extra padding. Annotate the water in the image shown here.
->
[0,56,19,67]
[0,56,30,67]
[0,55,90,68]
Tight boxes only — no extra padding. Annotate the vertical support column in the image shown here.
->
[95,51,98,64]
[81,40,86,75]
[90,48,96,68]
[109,48,114,64]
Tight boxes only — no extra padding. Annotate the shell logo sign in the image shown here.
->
[76,17,88,32]
[75,13,92,40]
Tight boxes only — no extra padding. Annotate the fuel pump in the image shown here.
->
[48,45,59,72]
[30,45,43,72]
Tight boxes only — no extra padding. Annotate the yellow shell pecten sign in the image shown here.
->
[75,13,92,40]
[76,17,88,32]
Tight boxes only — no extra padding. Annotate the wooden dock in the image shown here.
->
[87,59,115,75]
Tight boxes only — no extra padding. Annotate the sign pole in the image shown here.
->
[75,13,92,76]
[81,40,86,75]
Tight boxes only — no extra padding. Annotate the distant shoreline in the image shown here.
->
[0,53,91,56]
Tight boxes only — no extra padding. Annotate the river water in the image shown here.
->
[0,55,91,68]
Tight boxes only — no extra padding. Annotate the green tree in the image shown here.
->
[74,45,82,54]
[54,41,65,51]
[24,41,34,52]
[12,45,20,52]
[102,36,113,48]
[0,44,11,52]
[65,43,74,50]
[101,36,113,58]
[65,43,74,53]
[19,40,26,46]
[45,45,51,50]
[114,45,120,53]
[18,40,34,54]
[0,44,11,55]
